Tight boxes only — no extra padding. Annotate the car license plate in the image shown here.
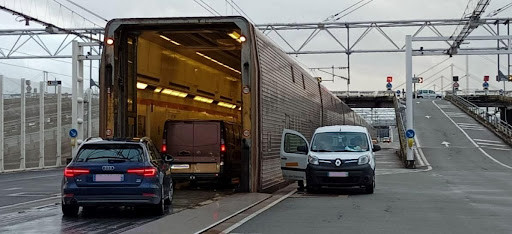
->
[328,172,349,177]
[94,174,124,182]
[171,164,190,169]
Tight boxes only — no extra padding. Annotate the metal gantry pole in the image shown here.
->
[39,82,45,168]
[57,85,62,166]
[450,63,454,94]
[466,55,469,94]
[346,27,351,92]
[405,35,414,164]
[0,75,3,172]
[87,88,92,138]
[72,41,85,158]
[20,78,26,170]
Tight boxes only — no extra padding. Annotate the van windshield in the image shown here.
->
[311,132,369,152]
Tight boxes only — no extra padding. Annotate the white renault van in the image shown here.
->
[280,125,381,194]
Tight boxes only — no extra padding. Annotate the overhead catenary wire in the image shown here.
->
[323,0,366,22]
[60,0,108,22]
[395,58,452,89]
[227,0,255,23]
[486,2,512,17]
[334,0,374,21]
[193,0,221,16]
[0,61,71,77]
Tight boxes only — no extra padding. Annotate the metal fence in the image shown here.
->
[446,94,512,145]
[0,77,99,172]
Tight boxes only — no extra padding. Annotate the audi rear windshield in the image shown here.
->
[75,144,144,162]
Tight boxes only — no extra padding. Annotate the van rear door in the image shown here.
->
[280,129,309,181]
[193,122,220,163]
[166,122,194,165]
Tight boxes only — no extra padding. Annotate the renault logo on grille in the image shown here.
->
[102,166,115,171]
[334,159,342,167]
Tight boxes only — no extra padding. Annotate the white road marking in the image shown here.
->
[481,147,511,151]
[445,112,468,118]
[0,194,60,210]
[441,141,451,147]
[414,136,432,171]
[433,100,512,170]
[220,190,296,234]
[473,139,502,144]
[5,192,56,197]
[457,123,480,126]
[476,142,508,148]
[0,174,61,183]
[3,187,22,191]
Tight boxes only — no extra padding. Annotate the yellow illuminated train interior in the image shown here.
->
[133,25,243,146]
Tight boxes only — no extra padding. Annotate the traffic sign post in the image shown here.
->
[412,77,423,83]
[453,82,459,94]
[483,82,489,89]
[386,82,392,91]
[69,128,78,138]
[69,128,78,157]
[405,129,416,149]
[406,129,415,138]
[483,81,489,95]
[47,80,62,86]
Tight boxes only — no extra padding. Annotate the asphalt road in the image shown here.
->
[233,99,512,234]
[0,168,234,233]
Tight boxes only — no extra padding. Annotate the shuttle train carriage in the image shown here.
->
[99,16,374,192]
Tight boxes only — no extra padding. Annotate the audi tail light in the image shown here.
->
[127,167,157,177]
[64,168,90,177]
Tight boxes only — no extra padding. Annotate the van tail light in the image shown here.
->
[161,144,167,153]
[220,138,226,153]
[64,168,90,177]
[127,167,157,177]
[161,139,167,153]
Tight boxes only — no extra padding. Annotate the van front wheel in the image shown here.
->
[364,175,375,194]
[297,180,305,191]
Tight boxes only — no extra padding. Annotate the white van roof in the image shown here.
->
[314,125,368,134]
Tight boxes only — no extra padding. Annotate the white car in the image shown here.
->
[280,125,380,194]
[417,90,442,99]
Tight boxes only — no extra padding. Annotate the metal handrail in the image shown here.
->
[393,96,408,165]
[447,95,512,139]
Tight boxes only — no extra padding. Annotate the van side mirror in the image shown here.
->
[297,145,308,154]
[163,154,174,163]
[373,145,381,152]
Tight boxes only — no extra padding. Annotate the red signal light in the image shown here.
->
[220,144,226,153]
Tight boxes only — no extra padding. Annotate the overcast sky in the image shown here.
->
[0,0,511,92]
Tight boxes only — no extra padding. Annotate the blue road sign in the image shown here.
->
[386,82,392,89]
[69,129,78,138]
[396,90,401,94]
[406,129,415,138]
[483,82,489,88]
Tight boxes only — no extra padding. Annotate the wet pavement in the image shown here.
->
[0,169,235,234]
